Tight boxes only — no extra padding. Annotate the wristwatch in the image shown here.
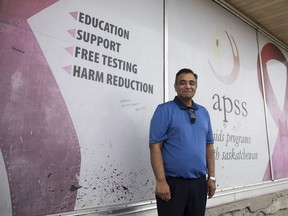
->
[208,176,216,181]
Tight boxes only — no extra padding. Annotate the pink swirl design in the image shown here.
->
[208,31,240,84]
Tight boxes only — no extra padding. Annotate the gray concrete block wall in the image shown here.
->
[49,190,288,215]
[205,190,288,216]
[125,190,288,216]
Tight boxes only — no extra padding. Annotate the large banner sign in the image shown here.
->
[0,0,163,215]
[0,0,287,216]
[167,0,270,189]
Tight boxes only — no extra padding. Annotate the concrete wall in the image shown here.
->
[47,190,288,215]
[206,190,288,216]
[125,190,288,216]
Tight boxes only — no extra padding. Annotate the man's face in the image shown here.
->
[174,73,197,100]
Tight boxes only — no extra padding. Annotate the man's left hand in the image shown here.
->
[207,179,216,198]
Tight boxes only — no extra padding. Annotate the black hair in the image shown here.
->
[175,68,198,84]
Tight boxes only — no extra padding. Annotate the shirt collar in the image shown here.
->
[174,96,198,110]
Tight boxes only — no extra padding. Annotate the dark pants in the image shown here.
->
[156,175,207,216]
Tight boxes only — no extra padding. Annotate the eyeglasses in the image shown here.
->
[188,109,196,124]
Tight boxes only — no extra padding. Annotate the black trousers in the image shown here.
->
[156,175,208,216]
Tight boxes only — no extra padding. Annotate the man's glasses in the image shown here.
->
[188,109,196,124]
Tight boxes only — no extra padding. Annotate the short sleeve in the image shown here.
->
[149,105,169,144]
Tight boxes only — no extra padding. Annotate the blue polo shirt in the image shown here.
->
[149,96,214,179]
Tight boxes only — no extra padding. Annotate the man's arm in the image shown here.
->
[206,143,216,198]
[150,142,171,201]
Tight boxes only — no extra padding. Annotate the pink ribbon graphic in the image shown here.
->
[257,43,288,180]
[0,1,81,215]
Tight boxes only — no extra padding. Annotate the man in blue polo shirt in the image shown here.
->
[149,68,216,216]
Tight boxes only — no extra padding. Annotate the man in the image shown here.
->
[149,68,216,216]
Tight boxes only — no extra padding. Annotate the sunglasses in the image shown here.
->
[188,109,196,124]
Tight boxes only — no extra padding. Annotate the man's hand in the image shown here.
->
[155,180,171,202]
[207,179,216,198]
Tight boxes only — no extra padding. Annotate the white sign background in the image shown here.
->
[28,0,163,208]
[167,0,270,189]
